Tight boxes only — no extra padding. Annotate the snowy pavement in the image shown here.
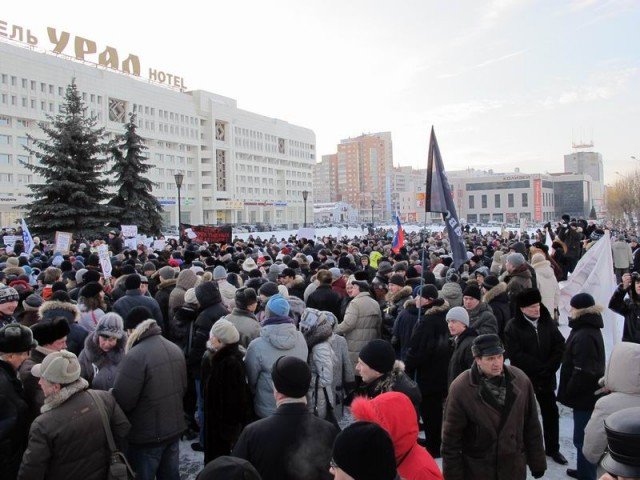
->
[177,404,581,479]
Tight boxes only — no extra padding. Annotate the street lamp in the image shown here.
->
[174,172,184,233]
[370,199,375,228]
[302,190,309,228]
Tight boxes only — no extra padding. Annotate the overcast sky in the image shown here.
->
[4,0,639,183]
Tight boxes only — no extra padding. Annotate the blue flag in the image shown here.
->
[425,127,467,268]
[21,218,34,254]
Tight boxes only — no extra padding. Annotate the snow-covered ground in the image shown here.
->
[177,404,579,479]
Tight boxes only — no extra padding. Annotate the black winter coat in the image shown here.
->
[483,281,511,339]
[404,300,451,394]
[202,343,253,463]
[608,286,640,344]
[504,305,565,391]
[67,323,89,357]
[190,292,229,379]
[171,305,198,355]
[112,320,187,445]
[557,307,605,411]
[154,280,177,333]
[392,301,419,361]
[306,284,343,322]
[447,327,478,387]
[0,360,29,480]
[232,403,338,480]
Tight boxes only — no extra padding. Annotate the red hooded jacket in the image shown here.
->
[352,392,443,480]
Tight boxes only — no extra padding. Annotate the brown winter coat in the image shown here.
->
[441,364,546,480]
[18,383,130,480]
[335,291,382,366]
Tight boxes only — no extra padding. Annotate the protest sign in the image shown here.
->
[54,232,73,254]
[97,244,112,279]
[121,225,138,238]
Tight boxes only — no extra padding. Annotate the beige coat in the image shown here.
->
[532,258,560,314]
[583,342,640,464]
[335,292,382,366]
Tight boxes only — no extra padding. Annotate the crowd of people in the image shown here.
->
[0,217,640,480]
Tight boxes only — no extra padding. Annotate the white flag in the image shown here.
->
[559,231,623,358]
[545,229,555,256]
[21,218,34,254]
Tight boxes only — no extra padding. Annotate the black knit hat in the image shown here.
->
[271,356,311,398]
[359,339,395,374]
[258,281,279,298]
[124,274,141,290]
[351,280,370,292]
[0,323,37,353]
[83,270,101,284]
[482,275,500,290]
[463,284,482,301]
[419,284,439,300]
[332,421,397,480]
[516,288,542,309]
[570,292,595,310]
[388,274,405,287]
[31,317,70,346]
[235,287,257,310]
[196,456,262,480]
[353,270,370,281]
[124,306,153,330]
[80,281,103,299]
[471,334,505,357]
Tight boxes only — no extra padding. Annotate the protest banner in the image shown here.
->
[97,244,112,279]
[121,225,138,238]
[184,225,233,244]
[296,227,315,240]
[54,232,73,254]
[2,235,19,247]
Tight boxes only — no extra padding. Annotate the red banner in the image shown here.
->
[533,179,542,222]
[185,225,232,245]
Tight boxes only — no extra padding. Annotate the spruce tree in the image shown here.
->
[21,80,115,238]
[108,114,164,236]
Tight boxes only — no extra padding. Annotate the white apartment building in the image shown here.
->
[0,39,314,229]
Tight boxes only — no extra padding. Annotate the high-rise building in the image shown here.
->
[564,149,604,215]
[319,132,394,222]
[0,37,314,228]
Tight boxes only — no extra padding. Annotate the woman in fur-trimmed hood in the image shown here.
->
[78,313,127,391]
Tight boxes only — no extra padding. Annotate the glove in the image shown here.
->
[532,471,545,479]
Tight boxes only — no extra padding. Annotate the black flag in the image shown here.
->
[426,127,467,268]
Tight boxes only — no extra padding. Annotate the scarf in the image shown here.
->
[41,378,89,413]
[480,371,507,408]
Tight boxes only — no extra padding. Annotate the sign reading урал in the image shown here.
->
[0,19,187,89]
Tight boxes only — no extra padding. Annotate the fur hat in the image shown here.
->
[96,313,125,339]
[463,284,482,301]
[332,421,397,480]
[124,306,153,330]
[235,287,257,310]
[482,275,500,290]
[377,262,393,275]
[143,262,156,273]
[242,257,258,272]
[75,268,89,285]
[516,288,542,309]
[570,292,595,310]
[446,306,469,327]
[266,294,290,317]
[419,284,439,300]
[80,281,103,299]
[271,355,311,398]
[530,253,546,266]
[472,334,505,357]
[83,270,101,284]
[359,339,395,374]
[32,350,81,384]
[31,317,70,346]
[209,319,239,345]
[0,323,37,353]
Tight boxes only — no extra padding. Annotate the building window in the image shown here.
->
[495,194,500,208]
[522,193,528,208]
[215,120,226,141]
[0,116,9,126]
[481,195,487,209]
[468,195,475,209]
[508,193,514,208]
[0,134,10,144]
[0,154,11,165]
